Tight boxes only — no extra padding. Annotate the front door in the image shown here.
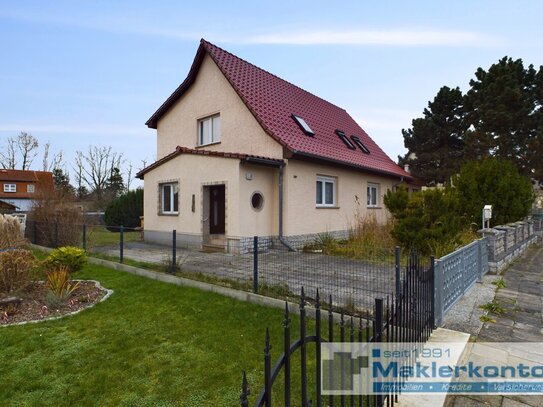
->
[209,185,225,234]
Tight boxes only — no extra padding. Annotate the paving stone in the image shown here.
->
[506,395,543,407]
[451,395,499,406]
[502,397,536,407]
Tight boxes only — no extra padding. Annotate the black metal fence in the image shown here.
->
[26,221,406,313]
[241,251,435,407]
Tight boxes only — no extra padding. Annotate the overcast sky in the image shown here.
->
[1,1,542,185]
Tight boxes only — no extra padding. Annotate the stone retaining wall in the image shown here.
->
[479,218,541,274]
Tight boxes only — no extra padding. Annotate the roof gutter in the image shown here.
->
[244,157,284,167]
[291,151,413,181]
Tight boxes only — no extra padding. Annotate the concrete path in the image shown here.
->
[445,242,543,407]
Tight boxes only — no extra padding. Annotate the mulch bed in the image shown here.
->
[0,281,107,326]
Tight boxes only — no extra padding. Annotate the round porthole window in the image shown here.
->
[251,192,264,211]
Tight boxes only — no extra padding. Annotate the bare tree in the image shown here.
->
[17,132,39,170]
[73,151,86,199]
[75,145,123,203]
[0,132,40,170]
[42,142,50,171]
[42,142,64,172]
[125,162,134,191]
[0,137,17,169]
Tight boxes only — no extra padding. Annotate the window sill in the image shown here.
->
[367,206,382,210]
[316,206,340,209]
[196,141,221,148]
[159,212,179,216]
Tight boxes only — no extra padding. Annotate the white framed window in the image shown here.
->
[367,183,379,208]
[27,184,35,193]
[3,184,16,193]
[198,114,220,146]
[316,176,336,207]
[160,183,179,214]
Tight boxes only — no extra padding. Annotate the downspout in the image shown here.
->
[278,164,296,251]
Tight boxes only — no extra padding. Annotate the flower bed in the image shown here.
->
[1,279,111,326]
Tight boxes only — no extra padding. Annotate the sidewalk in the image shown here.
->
[445,242,543,407]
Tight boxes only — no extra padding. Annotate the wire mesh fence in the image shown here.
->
[26,221,406,314]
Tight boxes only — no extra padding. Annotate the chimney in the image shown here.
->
[404,164,410,173]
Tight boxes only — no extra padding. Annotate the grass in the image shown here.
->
[491,278,507,289]
[86,226,142,248]
[479,300,506,315]
[0,258,328,406]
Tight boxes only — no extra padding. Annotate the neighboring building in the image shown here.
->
[0,169,54,212]
[137,39,414,251]
[0,200,17,214]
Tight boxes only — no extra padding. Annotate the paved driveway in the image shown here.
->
[92,241,398,311]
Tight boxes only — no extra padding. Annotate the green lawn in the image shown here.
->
[86,226,141,248]
[0,261,322,406]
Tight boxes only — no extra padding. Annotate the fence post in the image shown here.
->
[430,256,436,329]
[264,327,272,407]
[433,258,443,327]
[284,302,291,407]
[395,246,401,298]
[172,230,177,274]
[240,371,249,407]
[315,290,322,407]
[300,288,307,407]
[33,220,37,244]
[328,296,335,407]
[119,226,124,263]
[253,236,259,293]
[477,240,483,280]
[54,222,59,248]
[374,298,384,407]
[82,224,87,251]
[375,298,384,343]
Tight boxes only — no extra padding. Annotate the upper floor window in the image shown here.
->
[160,182,179,214]
[367,183,379,208]
[27,184,35,193]
[3,184,16,193]
[316,176,336,207]
[198,114,220,146]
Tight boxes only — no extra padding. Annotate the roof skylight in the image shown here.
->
[292,114,315,136]
[336,130,356,150]
[350,136,370,154]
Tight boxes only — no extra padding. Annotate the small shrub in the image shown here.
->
[104,189,143,230]
[45,246,87,274]
[46,267,80,300]
[28,183,83,247]
[384,185,471,256]
[454,158,534,226]
[0,214,25,250]
[0,249,36,294]
[45,291,65,309]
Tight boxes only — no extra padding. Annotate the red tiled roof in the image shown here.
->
[0,169,40,182]
[0,170,54,199]
[146,39,411,180]
[136,146,283,178]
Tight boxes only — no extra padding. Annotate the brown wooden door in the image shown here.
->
[209,185,225,234]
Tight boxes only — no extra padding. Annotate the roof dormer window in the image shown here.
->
[292,114,315,136]
[350,136,370,154]
[336,130,356,150]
